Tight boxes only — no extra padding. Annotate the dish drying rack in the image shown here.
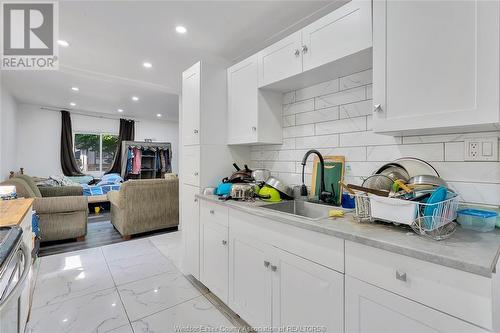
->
[353,192,459,240]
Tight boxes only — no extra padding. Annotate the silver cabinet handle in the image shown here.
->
[193,129,199,134]
[194,172,199,176]
[194,198,198,203]
[373,104,382,113]
[301,45,308,53]
[209,210,215,214]
[251,126,257,131]
[396,270,407,282]
[222,240,227,246]
[264,261,270,268]
[294,49,300,57]
[271,265,278,272]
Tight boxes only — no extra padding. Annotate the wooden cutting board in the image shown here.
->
[311,156,345,206]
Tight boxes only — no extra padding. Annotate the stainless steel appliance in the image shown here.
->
[0,227,30,333]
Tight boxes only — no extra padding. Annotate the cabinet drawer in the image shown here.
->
[182,146,200,187]
[200,200,228,228]
[345,241,492,330]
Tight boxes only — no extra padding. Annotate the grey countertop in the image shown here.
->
[197,194,500,278]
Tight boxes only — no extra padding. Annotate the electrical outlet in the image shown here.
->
[464,137,498,161]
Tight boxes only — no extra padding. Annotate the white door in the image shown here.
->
[373,0,500,134]
[302,0,372,72]
[200,221,229,303]
[258,31,303,87]
[345,276,488,333]
[272,247,344,333]
[182,62,201,145]
[227,55,259,144]
[181,184,200,278]
[228,230,273,328]
[181,145,200,187]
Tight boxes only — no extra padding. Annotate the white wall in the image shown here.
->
[16,104,179,176]
[0,85,19,180]
[251,69,500,206]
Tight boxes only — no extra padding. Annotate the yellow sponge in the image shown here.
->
[328,209,344,218]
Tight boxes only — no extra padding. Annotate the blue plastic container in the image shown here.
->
[457,209,498,232]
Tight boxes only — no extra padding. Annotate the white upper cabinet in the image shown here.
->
[257,0,372,89]
[182,62,201,146]
[258,31,303,87]
[302,0,372,72]
[227,55,282,145]
[373,0,500,135]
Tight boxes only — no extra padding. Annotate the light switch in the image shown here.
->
[482,142,493,156]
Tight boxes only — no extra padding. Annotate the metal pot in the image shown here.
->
[251,169,271,183]
[407,175,448,188]
[230,183,255,201]
[264,176,293,199]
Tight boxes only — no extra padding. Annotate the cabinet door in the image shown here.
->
[228,230,273,328]
[258,31,302,87]
[181,184,200,278]
[272,247,344,333]
[182,62,201,145]
[345,276,488,333]
[200,220,228,303]
[302,0,372,72]
[227,55,259,144]
[181,145,200,187]
[373,0,500,134]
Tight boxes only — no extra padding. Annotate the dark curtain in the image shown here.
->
[60,111,84,176]
[105,118,135,174]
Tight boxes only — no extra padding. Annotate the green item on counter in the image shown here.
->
[312,160,343,206]
[258,185,281,202]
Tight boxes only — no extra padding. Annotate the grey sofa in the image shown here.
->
[107,178,179,239]
[1,175,88,242]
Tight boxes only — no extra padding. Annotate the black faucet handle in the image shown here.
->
[300,184,308,197]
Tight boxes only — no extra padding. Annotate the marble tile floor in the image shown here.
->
[26,231,251,333]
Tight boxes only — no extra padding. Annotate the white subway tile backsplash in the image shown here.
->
[296,134,339,149]
[249,67,500,205]
[283,91,295,105]
[340,100,372,119]
[283,115,295,127]
[366,143,444,162]
[295,79,339,101]
[283,124,315,138]
[315,117,366,136]
[315,86,366,110]
[339,69,372,90]
[283,99,314,115]
[444,142,464,161]
[340,131,402,147]
[295,107,339,125]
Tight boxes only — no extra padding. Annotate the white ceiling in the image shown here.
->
[3,0,338,121]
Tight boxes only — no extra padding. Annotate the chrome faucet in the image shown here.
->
[300,150,334,204]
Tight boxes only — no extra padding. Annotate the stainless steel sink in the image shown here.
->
[259,200,335,221]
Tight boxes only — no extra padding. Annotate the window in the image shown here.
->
[74,133,118,175]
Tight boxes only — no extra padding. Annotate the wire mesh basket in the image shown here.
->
[353,191,459,240]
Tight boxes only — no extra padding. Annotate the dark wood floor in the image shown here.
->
[38,211,178,257]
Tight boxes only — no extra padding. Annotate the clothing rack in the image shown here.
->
[120,140,172,179]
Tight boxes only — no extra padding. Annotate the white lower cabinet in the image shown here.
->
[228,230,273,328]
[272,247,344,333]
[345,276,488,333]
[227,212,344,332]
[200,217,229,303]
[181,184,200,278]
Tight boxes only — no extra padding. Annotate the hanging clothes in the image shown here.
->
[126,148,134,173]
[165,149,171,173]
[159,149,167,172]
[131,147,142,174]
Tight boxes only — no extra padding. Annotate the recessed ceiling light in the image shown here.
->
[117,109,124,113]
[70,102,76,107]
[57,40,70,47]
[143,62,152,69]
[156,113,162,118]
[132,96,139,101]
[175,26,187,34]
[71,87,79,92]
